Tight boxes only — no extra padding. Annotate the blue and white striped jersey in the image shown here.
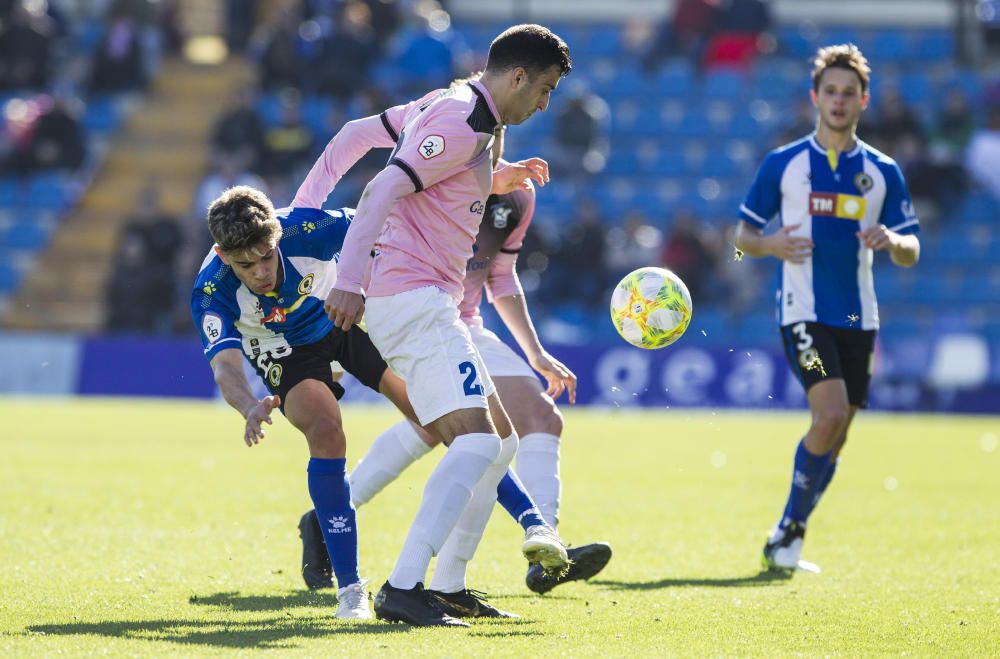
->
[191,207,352,363]
[739,133,919,330]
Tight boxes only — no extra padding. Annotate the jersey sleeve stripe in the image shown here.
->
[390,157,424,192]
[885,217,919,233]
[739,203,769,227]
[380,111,398,142]
[499,247,520,254]
[203,337,241,354]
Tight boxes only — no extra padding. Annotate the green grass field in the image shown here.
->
[2,399,998,656]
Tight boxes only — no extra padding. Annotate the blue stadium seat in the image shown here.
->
[82,97,120,134]
[0,262,19,294]
[776,27,815,59]
[25,174,71,210]
[822,27,862,49]
[914,30,955,60]
[587,25,624,57]
[654,61,696,98]
[897,73,934,108]
[702,70,749,101]
[954,191,999,225]
[610,69,647,98]
[867,29,909,63]
[2,222,47,250]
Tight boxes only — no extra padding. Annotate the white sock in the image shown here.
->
[388,433,501,590]
[349,420,432,507]
[429,433,519,593]
[516,432,561,528]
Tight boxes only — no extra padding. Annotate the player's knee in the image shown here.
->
[304,415,347,457]
[515,395,563,436]
[812,405,849,442]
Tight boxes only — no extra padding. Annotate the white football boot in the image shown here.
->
[335,579,373,619]
[522,525,570,574]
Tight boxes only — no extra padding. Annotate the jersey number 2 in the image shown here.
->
[458,361,484,396]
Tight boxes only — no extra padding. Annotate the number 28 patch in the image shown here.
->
[419,135,445,159]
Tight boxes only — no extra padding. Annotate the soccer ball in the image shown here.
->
[610,267,693,349]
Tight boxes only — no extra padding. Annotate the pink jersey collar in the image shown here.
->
[470,80,501,125]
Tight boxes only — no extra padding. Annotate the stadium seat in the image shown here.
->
[954,191,999,225]
[702,69,749,101]
[654,61,696,98]
[867,28,909,63]
[2,222,48,250]
[0,262,19,294]
[915,30,955,60]
[82,97,121,134]
[776,26,816,59]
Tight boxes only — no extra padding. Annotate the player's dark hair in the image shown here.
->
[486,24,572,78]
[812,44,871,93]
[206,186,282,256]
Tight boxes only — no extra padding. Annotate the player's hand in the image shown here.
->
[529,350,577,404]
[857,225,894,251]
[492,157,549,195]
[766,224,814,264]
[243,395,280,446]
[325,288,365,331]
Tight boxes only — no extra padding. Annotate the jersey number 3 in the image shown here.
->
[458,361,484,396]
[791,322,814,351]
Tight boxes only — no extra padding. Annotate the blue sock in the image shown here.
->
[780,440,832,528]
[307,458,359,588]
[496,468,547,531]
[803,457,839,519]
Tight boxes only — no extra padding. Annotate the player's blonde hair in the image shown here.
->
[206,186,282,257]
[811,44,871,93]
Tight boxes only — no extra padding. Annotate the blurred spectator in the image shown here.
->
[775,97,815,146]
[106,186,183,333]
[861,87,923,157]
[930,88,976,158]
[380,1,466,97]
[642,0,716,72]
[156,0,184,55]
[253,7,306,92]
[549,84,609,179]
[702,0,774,71]
[362,0,402,50]
[261,94,315,180]
[0,1,54,91]
[965,106,1000,203]
[547,199,609,310]
[211,85,266,173]
[660,209,716,303]
[192,154,268,248]
[88,2,148,93]
[313,1,380,100]
[604,212,663,281]
[225,0,258,53]
[1,93,86,178]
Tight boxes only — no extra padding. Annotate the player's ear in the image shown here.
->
[809,88,818,107]
[860,91,871,110]
[512,66,528,89]
[214,245,229,264]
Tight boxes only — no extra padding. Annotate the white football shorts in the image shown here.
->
[365,286,495,426]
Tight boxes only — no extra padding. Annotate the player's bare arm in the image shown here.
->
[493,294,577,404]
[735,222,815,264]
[210,348,281,446]
[492,157,549,194]
[857,225,920,267]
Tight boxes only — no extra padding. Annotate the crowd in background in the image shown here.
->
[2,0,999,340]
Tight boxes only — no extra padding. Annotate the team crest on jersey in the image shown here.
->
[297,273,315,295]
[492,205,512,229]
[202,312,223,343]
[419,135,445,159]
[854,172,874,194]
